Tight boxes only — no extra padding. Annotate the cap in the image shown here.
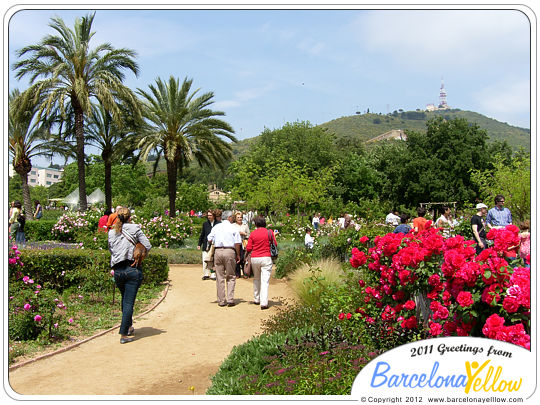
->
[476,203,488,209]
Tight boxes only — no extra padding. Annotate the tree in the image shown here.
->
[12,12,141,211]
[394,117,492,207]
[249,121,338,175]
[136,76,236,217]
[87,102,142,209]
[8,89,55,217]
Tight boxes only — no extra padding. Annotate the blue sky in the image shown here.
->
[7,6,532,166]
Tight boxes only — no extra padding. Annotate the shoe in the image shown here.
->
[227,302,236,307]
[202,276,210,280]
[120,337,134,344]
[253,301,260,305]
[218,303,227,307]
[210,276,216,280]
[127,326,135,336]
[261,305,269,310]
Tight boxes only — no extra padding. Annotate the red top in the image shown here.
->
[246,227,277,258]
[98,215,109,232]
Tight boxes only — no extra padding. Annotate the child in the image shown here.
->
[304,228,314,249]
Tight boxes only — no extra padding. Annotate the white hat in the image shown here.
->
[476,203,488,209]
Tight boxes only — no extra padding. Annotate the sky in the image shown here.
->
[5,4,533,167]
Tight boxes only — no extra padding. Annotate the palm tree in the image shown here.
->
[137,76,237,216]
[87,102,142,209]
[8,89,55,217]
[12,12,141,211]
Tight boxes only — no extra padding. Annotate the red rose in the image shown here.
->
[404,300,416,311]
[359,236,369,244]
[429,321,443,336]
[456,291,474,308]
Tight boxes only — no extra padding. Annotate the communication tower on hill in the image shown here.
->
[438,78,448,109]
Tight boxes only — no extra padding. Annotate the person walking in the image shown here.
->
[233,211,250,278]
[471,203,488,255]
[486,194,512,229]
[108,207,152,344]
[413,207,428,233]
[207,210,242,307]
[9,201,25,245]
[33,200,43,220]
[245,215,278,310]
[197,210,220,280]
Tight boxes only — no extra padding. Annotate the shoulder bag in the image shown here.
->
[122,229,147,268]
[268,229,278,259]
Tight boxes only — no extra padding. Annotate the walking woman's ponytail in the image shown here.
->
[113,207,131,234]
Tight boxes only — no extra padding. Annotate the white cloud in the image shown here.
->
[472,79,530,115]
[349,10,529,71]
[214,83,275,110]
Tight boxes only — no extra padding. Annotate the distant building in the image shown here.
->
[425,79,451,111]
[208,184,230,203]
[9,165,63,187]
[366,129,407,143]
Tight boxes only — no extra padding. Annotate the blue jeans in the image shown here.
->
[113,262,143,336]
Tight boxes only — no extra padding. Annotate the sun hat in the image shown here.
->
[476,203,488,209]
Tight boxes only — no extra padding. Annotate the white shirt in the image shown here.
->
[208,220,242,247]
[385,213,400,226]
[305,233,314,249]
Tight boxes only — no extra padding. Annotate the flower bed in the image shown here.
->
[347,224,530,349]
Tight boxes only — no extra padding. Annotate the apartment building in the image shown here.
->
[9,165,63,187]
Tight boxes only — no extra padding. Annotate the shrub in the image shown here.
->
[13,248,169,291]
[24,220,57,241]
[206,331,293,395]
[50,211,101,241]
[239,327,380,395]
[274,247,313,279]
[134,213,194,248]
[288,258,345,307]
[348,224,530,349]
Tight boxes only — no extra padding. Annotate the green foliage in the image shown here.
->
[206,331,293,395]
[238,328,379,395]
[13,248,169,290]
[175,182,211,212]
[24,220,57,241]
[288,259,346,307]
[274,246,315,279]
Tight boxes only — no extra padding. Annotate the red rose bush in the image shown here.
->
[347,224,530,349]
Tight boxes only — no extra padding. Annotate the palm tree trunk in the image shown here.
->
[74,103,88,211]
[20,172,33,220]
[166,159,177,217]
[102,149,113,210]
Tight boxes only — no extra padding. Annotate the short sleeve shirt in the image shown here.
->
[471,214,486,241]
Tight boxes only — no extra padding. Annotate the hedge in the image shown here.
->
[12,248,169,292]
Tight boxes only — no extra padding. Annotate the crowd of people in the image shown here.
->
[197,209,278,311]
[385,194,530,262]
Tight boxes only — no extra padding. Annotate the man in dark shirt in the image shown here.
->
[471,203,488,255]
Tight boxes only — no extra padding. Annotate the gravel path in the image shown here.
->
[8,264,295,396]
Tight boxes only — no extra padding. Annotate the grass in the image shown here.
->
[288,258,346,306]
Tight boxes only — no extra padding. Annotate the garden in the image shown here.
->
[7,11,530,395]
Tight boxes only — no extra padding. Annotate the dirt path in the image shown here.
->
[8,264,295,396]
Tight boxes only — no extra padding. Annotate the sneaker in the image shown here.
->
[202,276,210,280]
[120,337,134,344]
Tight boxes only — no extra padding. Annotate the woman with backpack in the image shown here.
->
[9,201,25,245]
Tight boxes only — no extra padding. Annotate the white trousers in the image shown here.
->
[251,256,273,306]
[202,250,216,278]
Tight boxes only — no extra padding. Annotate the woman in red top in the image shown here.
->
[245,215,277,310]
[98,208,112,232]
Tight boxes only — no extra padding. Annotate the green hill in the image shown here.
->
[318,109,530,151]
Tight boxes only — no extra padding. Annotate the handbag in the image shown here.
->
[122,230,147,268]
[244,252,252,276]
[268,229,278,259]
[205,242,215,264]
